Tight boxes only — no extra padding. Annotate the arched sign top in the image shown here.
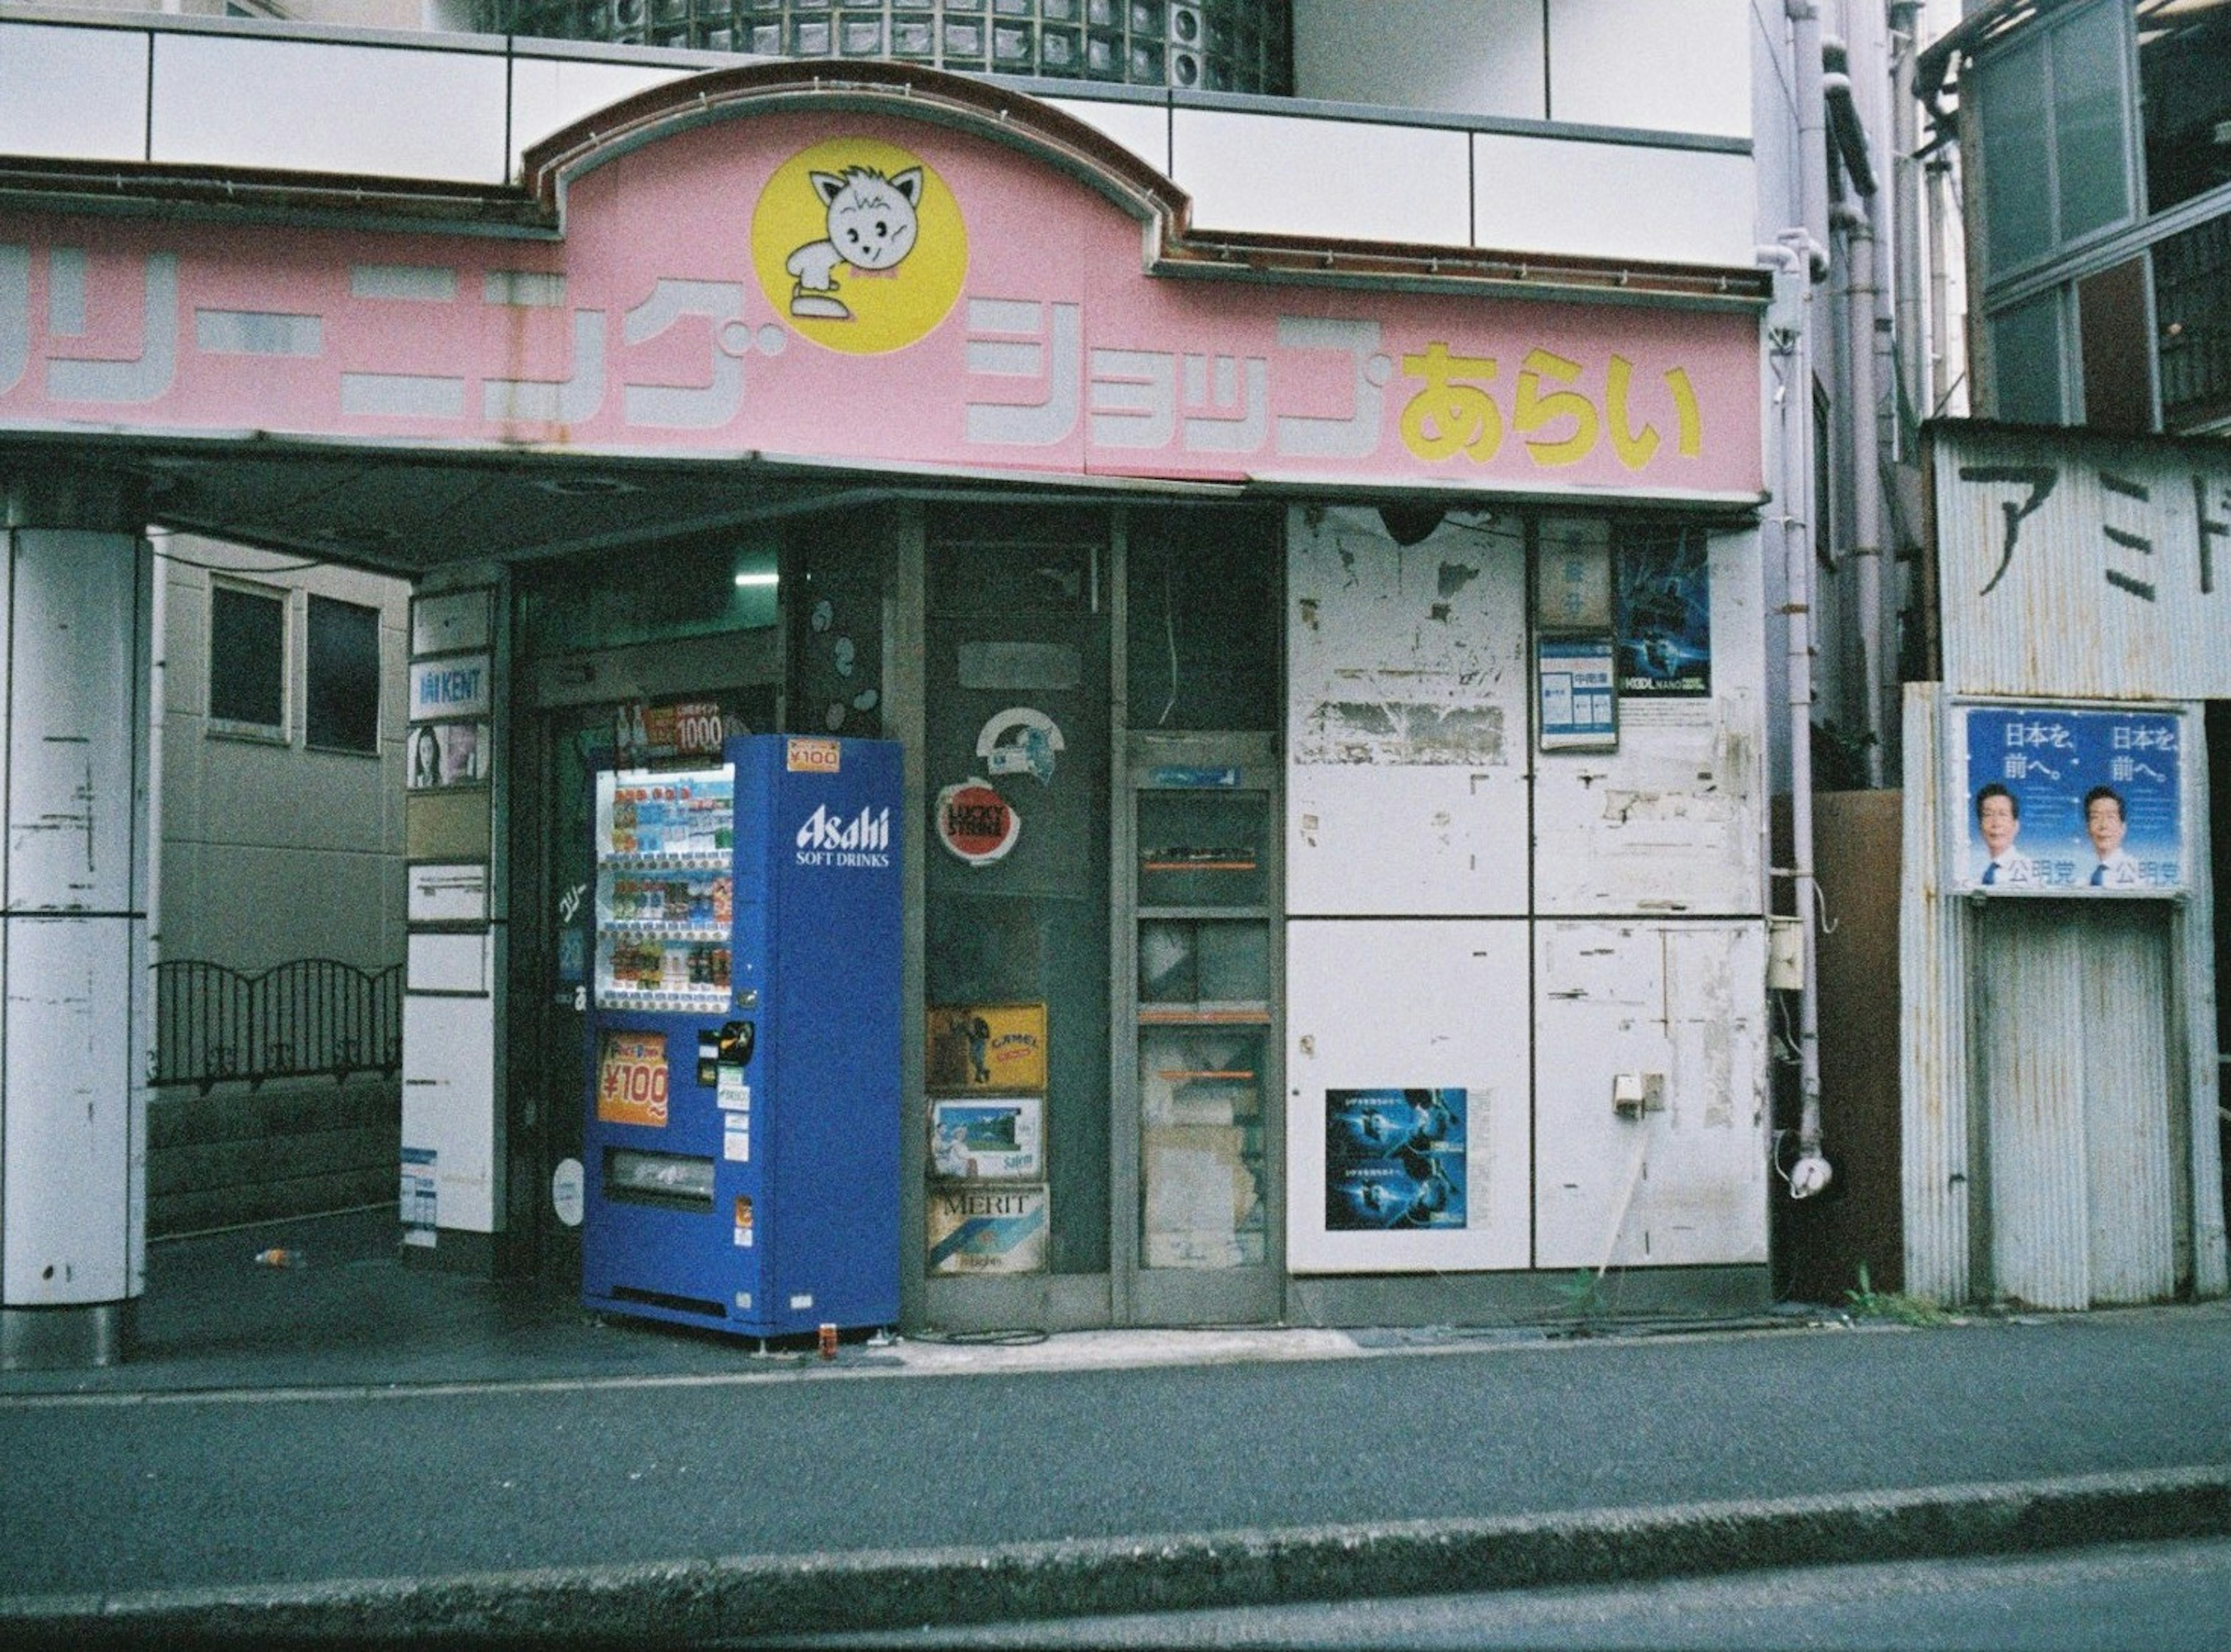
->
[521,59,1190,248]
[0,59,1767,498]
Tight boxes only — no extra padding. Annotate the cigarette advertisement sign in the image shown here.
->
[930,1096,1043,1179]
[596,1030,670,1127]
[927,1183,1048,1274]
[926,1002,1047,1093]
[1325,1087,1468,1231]
[1955,702,2185,895]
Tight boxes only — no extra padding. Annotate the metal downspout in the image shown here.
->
[1824,46,1888,787]
[1779,0,1831,1195]
[1889,1,1926,443]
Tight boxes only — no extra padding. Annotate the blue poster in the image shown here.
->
[1325,1088,1468,1231]
[1959,705,2185,893]
[1616,525,1710,696]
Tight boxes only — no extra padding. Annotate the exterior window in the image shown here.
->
[2051,1,2132,245]
[1975,0,2135,278]
[2139,0,2231,215]
[1991,290,2067,423]
[209,583,285,734]
[306,595,381,754]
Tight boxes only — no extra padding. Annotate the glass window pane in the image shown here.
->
[1139,1026,1265,1269]
[209,584,284,728]
[1138,918,1268,1008]
[306,595,381,753]
[2139,0,2231,214]
[2052,0,2132,243]
[522,527,780,658]
[1978,36,2053,272]
[1992,290,2067,424]
[1126,505,1279,732]
[1137,791,1267,908]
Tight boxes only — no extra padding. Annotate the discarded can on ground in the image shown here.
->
[253,1248,304,1269]
[817,1322,838,1360]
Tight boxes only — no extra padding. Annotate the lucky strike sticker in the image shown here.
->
[936,777,1019,865]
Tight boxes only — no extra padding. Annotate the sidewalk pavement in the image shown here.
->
[3,1206,2229,1646]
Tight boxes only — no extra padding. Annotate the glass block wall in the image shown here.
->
[483,0,1293,95]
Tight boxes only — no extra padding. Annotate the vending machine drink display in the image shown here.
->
[582,734,902,1339]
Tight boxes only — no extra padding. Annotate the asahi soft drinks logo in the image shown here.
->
[795,803,892,868]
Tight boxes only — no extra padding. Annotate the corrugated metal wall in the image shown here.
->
[1932,428,2231,701]
[1900,685,1972,1304]
[1902,429,2230,1304]
[1976,901,2178,1309]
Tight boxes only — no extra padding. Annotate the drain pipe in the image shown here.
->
[1760,234,1831,1200]
[1889,0,1927,444]
[1827,42,1886,787]
[1771,0,1832,1197]
[1834,193,1886,786]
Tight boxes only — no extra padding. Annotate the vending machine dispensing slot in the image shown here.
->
[580,735,902,1341]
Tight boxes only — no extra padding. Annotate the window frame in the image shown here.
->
[205,577,290,745]
[304,592,383,757]
[1971,0,2144,292]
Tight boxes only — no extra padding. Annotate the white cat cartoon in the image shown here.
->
[785,166,923,320]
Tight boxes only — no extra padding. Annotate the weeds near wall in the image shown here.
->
[1550,1267,1612,1323]
[1845,1262,1953,1326]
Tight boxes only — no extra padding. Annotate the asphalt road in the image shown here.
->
[6,1308,2230,1603]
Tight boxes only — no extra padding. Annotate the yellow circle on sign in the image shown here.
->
[751,138,967,355]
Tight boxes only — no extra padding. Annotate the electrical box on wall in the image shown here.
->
[1767,916,1803,990]
[1612,1072,1666,1117]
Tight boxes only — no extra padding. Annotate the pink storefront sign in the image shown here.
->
[0,84,1763,499]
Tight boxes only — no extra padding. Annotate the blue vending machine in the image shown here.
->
[582,733,901,1339]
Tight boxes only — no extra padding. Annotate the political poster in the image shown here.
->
[1956,703,2185,895]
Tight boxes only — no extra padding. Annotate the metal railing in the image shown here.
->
[154,958,404,1093]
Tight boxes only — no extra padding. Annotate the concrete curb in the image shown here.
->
[10,1464,2230,1646]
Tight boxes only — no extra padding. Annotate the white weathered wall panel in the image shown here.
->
[1,917,134,1303]
[1,14,1759,271]
[0,23,148,162]
[1534,531,1766,917]
[1547,0,1751,138]
[1285,918,1532,1273]
[508,52,698,170]
[401,989,498,1233]
[9,531,139,913]
[1046,96,1171,174]
[1172,109,1474,244]
[1472,133,1756,265]
[1286,506,1529,917]
[1533,920,1768,1269]
[149,33,510,184]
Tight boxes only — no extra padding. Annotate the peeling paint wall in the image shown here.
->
[1284,504,1772,1276]
[1534,921,1769,1268]
[2,530,152,1307]
[1533,527,1767,917]
[1286,505,1529,917]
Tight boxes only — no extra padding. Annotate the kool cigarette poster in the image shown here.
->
[1325,1087,1468,1231]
